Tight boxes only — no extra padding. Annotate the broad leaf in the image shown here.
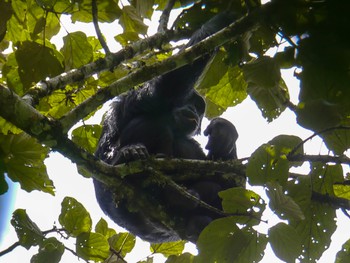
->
[266,182,305,221]
[310,163,343,195]
[119,6,147,34]
[196,50,248,117]
[71,0,122,23]
[0,133,54,194]
[95,218,117,239]
[3,41,64,93]
[322,127,350,155]
[219,187,265,225]
[76,232,110,261]
[61,31,93,70]
[335,239,350,263]
[269,223,302,262]
[166,252,194,263]
[247,135,303,186]
[195,218,267,263]
[296,99,342,131]
[334,185,350,200]
[288,176,337,262]
[243,56,289,121]
[59,197,92,237]
[11,209,44,249]
[151,240,186,257]
[31,237,65,263]
[72,125,102,154]
[109,232,136,257]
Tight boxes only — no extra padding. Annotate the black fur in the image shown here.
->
[94,12,239,243]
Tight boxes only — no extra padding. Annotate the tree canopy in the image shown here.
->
[1,0,350,262]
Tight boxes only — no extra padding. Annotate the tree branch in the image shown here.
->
[312,191,350,210]
[288,125,350,157]
[157,0,176,33]
[0,242,20,257]
[91,0,110,54]
[0,84,249,239]
[289,154,350,165]
[22,29,191,106]
[59,3,270,131]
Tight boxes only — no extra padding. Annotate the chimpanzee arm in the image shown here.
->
[155,11,237,100]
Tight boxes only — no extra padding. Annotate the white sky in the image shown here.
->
[1,6,350,263]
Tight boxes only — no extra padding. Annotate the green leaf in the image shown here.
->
[0,117,22,135]
[132,0,155,19]
[268,223,302,262]
[0,173,8,195]
[35,0,57,9]
[249,25,277,57]
[115,31,140,46]
[296,99,342,131]
[70,0,122,23]
[243,56,289,121]
[59,197,92,237]
[335,239,350,263]
[31,237,65,263]
[61,31,93,70]
[76,232,110,261]
[95,218,116,239]
[298,34,350,118]
[266,182,305,221]
[166,252,194,263]
[196,50,247,117]
[195,218,267,263]
[310,163,344,195]
[246,144,288,186]
[219,187,265,225]
[247,135,302,186]
[0,133,54,194]
[334,184,350,200]
[119,5,147,34]
[0,0,12,42]
[2,53,25,95]
[11,209,44,249]
[108,232,136,257]
[322,128,350,155]
[151,240,186,257]
[72,125,102,154]
[288,176,337,262]
[4,41,64,93]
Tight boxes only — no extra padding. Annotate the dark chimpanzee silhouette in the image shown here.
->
[94,12,239,243]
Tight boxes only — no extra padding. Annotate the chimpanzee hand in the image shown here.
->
[204,117,238,160]
[111,144,150,164]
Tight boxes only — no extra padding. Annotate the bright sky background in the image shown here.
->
[1,5,350,263]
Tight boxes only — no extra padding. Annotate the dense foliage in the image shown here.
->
[1,0,350,262]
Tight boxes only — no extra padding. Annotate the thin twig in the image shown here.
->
[288,125,350,157]
[312,191,350,210]
[289,154,350,165]
[92,0,110,54]
[0,242,20,257]
[158,0,176,33]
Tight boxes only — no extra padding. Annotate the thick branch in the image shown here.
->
[22,29,191,106]
[0,84,249,239]
[59,4,270,131]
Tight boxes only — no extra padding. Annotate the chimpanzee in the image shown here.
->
[93,12,239,243]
